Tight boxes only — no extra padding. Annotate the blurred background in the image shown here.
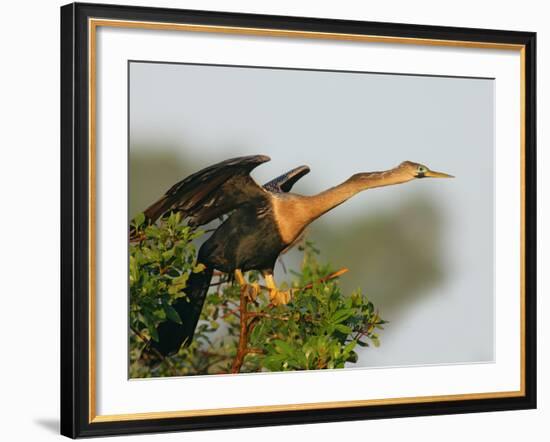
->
[129,61,495,368]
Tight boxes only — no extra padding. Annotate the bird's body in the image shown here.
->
[200,202,284,273]
[136,154,453,360]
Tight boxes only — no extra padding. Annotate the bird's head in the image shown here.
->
[398,161,454,179]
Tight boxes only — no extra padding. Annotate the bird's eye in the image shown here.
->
[418,166,427,173]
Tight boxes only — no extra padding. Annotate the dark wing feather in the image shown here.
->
[142,155,271,227]
[263,165,310,193]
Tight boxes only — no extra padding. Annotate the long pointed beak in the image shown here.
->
[424,170,454,178]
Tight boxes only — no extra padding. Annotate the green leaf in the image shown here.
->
[193,263,206,273]
[334,324,353,334]
[263,355,286,370]
[343,340,356,355]
[134,212,145,227]
[142,315,159,342]
[272,339,294,355]
[173,273,189,287]
[148,325,159,342]
[162,300,182,324]
[162,249,175,260]
[330,309,354,324]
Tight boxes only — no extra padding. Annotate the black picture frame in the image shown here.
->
[61,2,537,438]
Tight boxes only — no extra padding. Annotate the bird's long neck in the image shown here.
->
[271,168,413,246]
[305,169,411,221]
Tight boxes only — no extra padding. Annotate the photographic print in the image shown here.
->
[128,61,492,378]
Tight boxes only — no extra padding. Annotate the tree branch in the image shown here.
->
[229,267,349,374]
[296,267,349,292]
[231,284,250,374]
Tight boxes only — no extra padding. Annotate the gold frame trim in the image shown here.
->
[88,18,527,423]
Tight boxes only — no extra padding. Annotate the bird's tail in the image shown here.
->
[141,266,213,365]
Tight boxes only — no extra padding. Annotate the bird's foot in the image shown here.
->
[234,269,260,302]
[246,282,260,302]
[269,288,293,306]
[262,272,293,306]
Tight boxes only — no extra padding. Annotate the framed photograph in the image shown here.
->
[60,2,536,438]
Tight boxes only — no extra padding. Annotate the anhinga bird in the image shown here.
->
[137,155,453,359]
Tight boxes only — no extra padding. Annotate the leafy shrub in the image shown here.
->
[129,213,386,378]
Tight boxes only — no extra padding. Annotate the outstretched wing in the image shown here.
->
[263,165,310,193]
[141,155,271,227]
